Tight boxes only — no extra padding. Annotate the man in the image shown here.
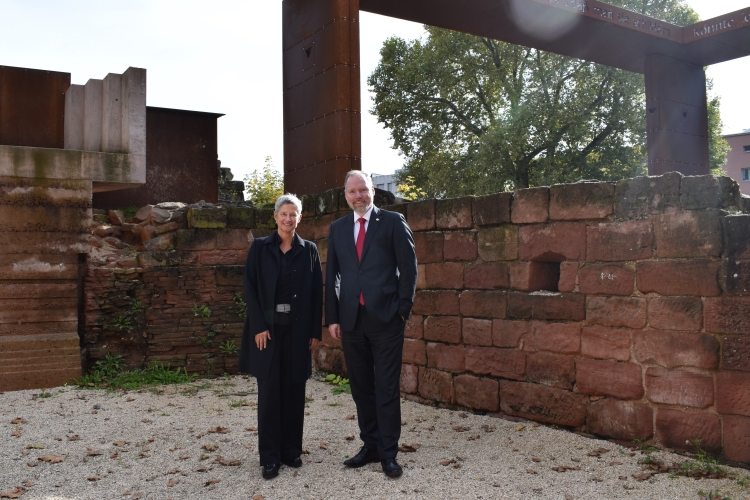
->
[326,170,418,478]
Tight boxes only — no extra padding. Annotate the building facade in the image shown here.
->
[723,130,750,196]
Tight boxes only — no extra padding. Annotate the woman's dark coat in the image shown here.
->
[238,232,323,383]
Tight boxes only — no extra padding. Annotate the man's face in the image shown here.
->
[345,174,375,216]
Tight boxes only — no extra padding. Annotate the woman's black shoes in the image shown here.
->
[282,457,302,468]
[262,463,280,479]
[343,447,379,468]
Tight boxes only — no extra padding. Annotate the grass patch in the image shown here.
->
[229,399,248,408]
[673,440,728,480]
[75,353,196,391]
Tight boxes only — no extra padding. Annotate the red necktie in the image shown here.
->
[356,217,366,305]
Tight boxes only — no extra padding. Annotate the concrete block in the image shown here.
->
[83,78,103,152]
[64,84,84,150]
[101,73,123,152]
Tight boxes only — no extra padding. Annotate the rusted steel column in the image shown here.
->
[282,0,361,196]
[645,55,710,176]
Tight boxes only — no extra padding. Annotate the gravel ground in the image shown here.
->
[1,375,748,500]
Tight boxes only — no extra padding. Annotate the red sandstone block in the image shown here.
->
[416,264,426,290]
[724,259,750,296]
[426,343,465,372]
[500,380,587,427]
[654,211,723,258]
[477,226,519,261]
[400,364,419,394]
[526,352,575,389]
[413,291,460,316]
[464,262,509,290]
[576,359,644,399]
[199,251,238,265]
[459,290,507,319]
[614,173,682,218]
[312,347,347,375]
[511,187,549,224]
[424,262,464,289]
[295,218,315,240]
[717,371,750,417]
[493,320,529,348]
[465,346,526,380]
[586,221,653,262]
[413,232,443,264]
[175,229,216,251]
[403,338,427,365]
[645,367,714,408]
[423,316,462,343]
[444,231,477,261]
[436,197,473,230]
[549,182,614,221]
[722,336,750,372]
[404,315,424,340]
[558,262,578,292]
[633,330,719,369]
[407,200,436,232]
[455,375,499,411]
[507,292,586,321]
[462,318,493,346]
[723,415,750,463]
[418,366,453,403]
[581,326,631,361]
[216,229,252,250]
[724,215,750,259]
[509,261,560,292]
[586,399,653,441]
[311,214,332,240]
[519,223,586,262]
[704,297,750,334]
[648,297,702,331]
[586,296,646,329]
[524,321,581,354]
[578,264,634,296]
[472,192,512,226]
[636,260,720,297]
[655,408,721,452]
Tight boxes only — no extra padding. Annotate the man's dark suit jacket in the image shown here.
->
[325,206,417,331]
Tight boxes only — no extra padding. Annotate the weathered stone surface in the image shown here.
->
[318,187,342,214]
[226,207,255,229]
[526,352,575,389]
[436,197,473,229]
[558,262,578,292]
[455,375,499,411]
[413,291,460,316]
[135,205,153,221]
[462,318,493,346]
[175,229,216,251]
[508,292,585,321]
[511,187,549,223]
[648,297,702,331]
[705,297,750,334]
[418,367,453,403]
[519,223,586,262]
[586,221,653,262]
[724,259,750,296]
[465,346,526,380]
[402,338,427,365]
[576,359,644,399]
[187,207,227,229]
[312,347,347,375]
[200,251,238,265]
[215,265,243,286]
[464,262,509,289]
[313,214,333,240]
[586,296,646,329]
[154,221,181,236]
[472,192,512,226]
[524,321,581,354]
[0,254,79,280]
[614,172,681,218]
[500,380,587,427]
[404,315,424,340]
[108,209,125,225]
[443,231,477,261]
[655,409,721,452]
[633,330,719,369]
[723,415,750,463]
[407,199,436,231]
[424,262,464,289]
[581,326,631,361]
[423,316,462,344]
[722,336,750,372]
[509,261,560,292]
[680,175,741,210]
[724,215,750,259]
[645,367,714,408]
[653,211,723,258]
[426,343,465,372]
[493,319,529,348]
[413,232,444,264]
[143,233,175,252]
[400,364,419,394]
[549,182,614,220]
[150,207,171,224]
[587,399,653,441]
[459,290,506,318]
[477,226,519,261]
[578,264,634,295]
[637,260,720,297]
[716,371,750,417]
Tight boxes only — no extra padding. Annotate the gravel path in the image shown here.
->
[1,376,748,500]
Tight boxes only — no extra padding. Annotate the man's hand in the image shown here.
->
[329,323,342,340]
[309,338,319,350]
[255,330,271,350]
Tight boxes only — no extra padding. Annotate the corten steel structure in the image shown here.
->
[282,0,750,196]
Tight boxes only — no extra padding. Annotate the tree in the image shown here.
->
[368,0,728,198]
[244,156,283,208]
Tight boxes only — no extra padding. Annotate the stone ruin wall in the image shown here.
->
[77,173,750,463]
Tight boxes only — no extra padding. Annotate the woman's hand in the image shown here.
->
[309,338,319,350]
[255,331,271,350]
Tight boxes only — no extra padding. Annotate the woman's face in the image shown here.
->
[274,203,301,235]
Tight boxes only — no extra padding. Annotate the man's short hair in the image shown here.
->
[343,170,372,189]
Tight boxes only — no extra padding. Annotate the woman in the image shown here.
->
[238,193,322,480]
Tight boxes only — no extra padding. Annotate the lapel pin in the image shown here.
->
[376,218,379,221]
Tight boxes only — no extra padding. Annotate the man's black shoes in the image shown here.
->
[282,457,302,468]
[343,447,379,468]
[381,457,403,478]
[262,462,280,479]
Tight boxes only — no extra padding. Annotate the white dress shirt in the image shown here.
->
[353,206,374,244]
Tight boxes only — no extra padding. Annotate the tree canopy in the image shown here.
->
[368,0,729,199]
[243,156,284,208]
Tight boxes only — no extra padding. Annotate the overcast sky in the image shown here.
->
[0,0,747,181]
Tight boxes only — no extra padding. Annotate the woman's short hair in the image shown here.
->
[274,193,302,214]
